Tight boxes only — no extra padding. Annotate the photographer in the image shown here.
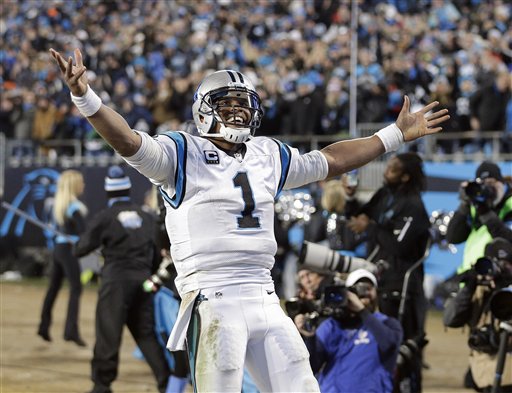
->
[294,269,403,393]
[446,161,512,275]
[443,238,512,392]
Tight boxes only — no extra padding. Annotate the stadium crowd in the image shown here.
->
[1,0,511,158]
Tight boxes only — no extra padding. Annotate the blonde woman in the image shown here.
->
[38,170,88,346]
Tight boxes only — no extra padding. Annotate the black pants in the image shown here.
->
[39,243,83,339]
[91,279,170,393]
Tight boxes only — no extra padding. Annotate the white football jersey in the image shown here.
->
[124,131,328,295]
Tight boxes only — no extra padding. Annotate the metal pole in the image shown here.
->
[349,0,359,138]
[1,200,72,240]
[0,133,5,199]
[491,321,512,393]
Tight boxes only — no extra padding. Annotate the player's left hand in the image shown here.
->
[396,96,450,142]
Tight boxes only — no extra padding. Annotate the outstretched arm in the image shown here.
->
[321,96,449,178]
[49,48,141,157]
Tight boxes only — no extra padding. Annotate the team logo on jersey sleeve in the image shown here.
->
[204,150,220,164]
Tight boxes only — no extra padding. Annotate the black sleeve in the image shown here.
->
[360,310,403,372]
[70,210,87,236]
[303,334,328,374]
[442,284,475,328]
[469,88,483,115]
[75,212,106,258]
[445,206,472,244]
[479,209,512,243]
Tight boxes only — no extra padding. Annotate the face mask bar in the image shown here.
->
[206,87,263,131]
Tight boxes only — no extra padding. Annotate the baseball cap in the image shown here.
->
[345,269,378,288]
[104,166,132,192]
[475,161,503,182]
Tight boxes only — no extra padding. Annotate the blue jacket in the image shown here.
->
[307,310,402,393]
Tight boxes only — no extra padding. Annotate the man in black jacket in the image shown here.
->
[75,166,170,393]
[347,152,431,393]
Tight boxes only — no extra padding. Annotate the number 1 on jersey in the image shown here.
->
[233,172,260,229]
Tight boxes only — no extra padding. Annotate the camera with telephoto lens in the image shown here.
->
[143,256,174,292]
[299,241,383,275]
[463,179,496,205]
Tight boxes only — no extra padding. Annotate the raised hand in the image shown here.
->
[49,48,88,97]
[396,96,450,142]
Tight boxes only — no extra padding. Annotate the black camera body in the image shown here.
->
[468,324,499,354]
[463,179,496,205]
[473,256,501,287]
[286,284,365,332]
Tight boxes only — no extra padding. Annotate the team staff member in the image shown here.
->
[347,152,431,392]
[446,161,512,274]
[38,169,87,346]
[75,166,170,393]
[50,47,448,393]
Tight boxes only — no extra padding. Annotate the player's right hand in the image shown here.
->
[49,48,88,97]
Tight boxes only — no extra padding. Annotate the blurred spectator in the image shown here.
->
[505,76,512,153]
[341,170,363,220]
[281,75,325,139]
[1,0,511,156]
[468,70,511,153]
[9,89,36,157]
[32,94,57,156]
[321,76,349,134]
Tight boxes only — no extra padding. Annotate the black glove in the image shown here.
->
[461,269,478,292]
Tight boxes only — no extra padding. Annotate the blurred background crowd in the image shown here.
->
[1,0,512,159]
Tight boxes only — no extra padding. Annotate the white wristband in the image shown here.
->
[70,85,102,117]
[374,123,404,152]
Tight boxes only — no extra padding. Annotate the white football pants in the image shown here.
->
[186,282,320,393]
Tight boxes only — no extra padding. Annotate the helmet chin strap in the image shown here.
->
[219,124,251,143]
[205,113,251,144]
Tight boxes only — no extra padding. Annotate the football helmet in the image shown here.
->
[192,70,263,143]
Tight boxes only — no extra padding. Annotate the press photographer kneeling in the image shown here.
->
[291,269,403,393]
[443,238,512,392]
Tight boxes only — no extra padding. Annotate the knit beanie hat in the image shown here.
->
[476,161,503,182]
[104,166,132,192]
